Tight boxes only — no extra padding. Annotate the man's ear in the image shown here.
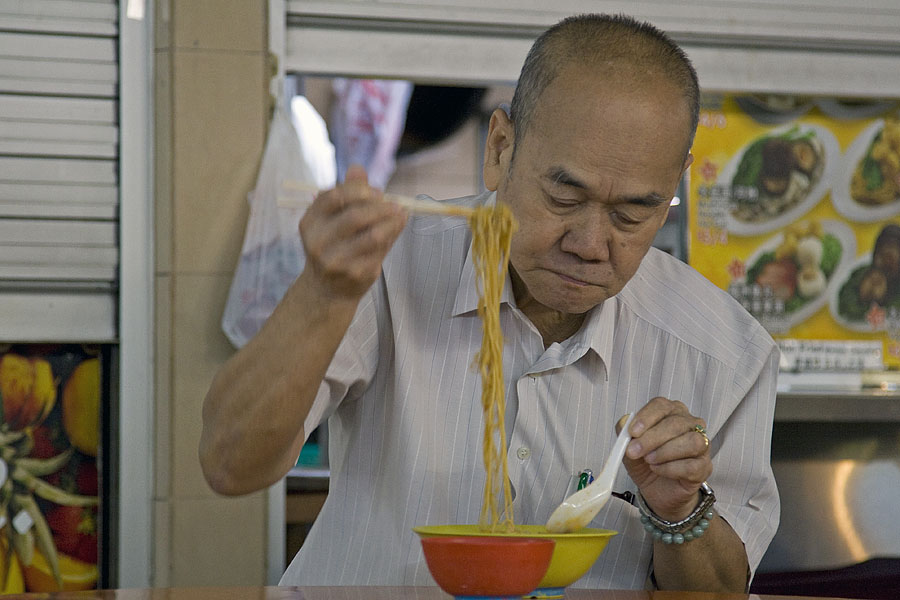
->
[483,107,516,191]
[682,152,694,174]
[657,153,693,230]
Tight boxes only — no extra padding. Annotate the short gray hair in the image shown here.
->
[509,13,699,158]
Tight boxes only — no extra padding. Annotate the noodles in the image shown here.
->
[470,202,518,533]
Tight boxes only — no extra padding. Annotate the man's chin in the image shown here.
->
[512,269,617,314]
[537,290,611,315]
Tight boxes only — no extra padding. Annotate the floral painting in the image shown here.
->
[0,344,101,592]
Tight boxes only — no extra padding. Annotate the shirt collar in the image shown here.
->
[521,299,615,378]
[577,295,616,368]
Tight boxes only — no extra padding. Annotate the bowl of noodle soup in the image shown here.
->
[414,524,616,598]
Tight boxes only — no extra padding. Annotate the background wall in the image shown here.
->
[153,0,270,586]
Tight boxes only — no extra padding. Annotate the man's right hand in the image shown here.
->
[299,164,408,302]
[200,165,407,496]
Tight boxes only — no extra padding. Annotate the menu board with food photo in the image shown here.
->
[689,94,900,368]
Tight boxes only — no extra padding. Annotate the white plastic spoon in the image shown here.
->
[545,413,635,533]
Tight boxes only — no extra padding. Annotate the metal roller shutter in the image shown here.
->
[283,1,900,98]
[0,0,119,341]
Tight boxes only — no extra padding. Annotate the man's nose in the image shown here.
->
[559,213,612,262]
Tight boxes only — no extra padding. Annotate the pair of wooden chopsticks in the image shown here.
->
[278,179,474,218]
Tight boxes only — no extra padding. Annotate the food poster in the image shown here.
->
[688,95,900,368]
[0,344,101,592]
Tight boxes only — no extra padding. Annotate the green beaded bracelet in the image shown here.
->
[639,509,715,544]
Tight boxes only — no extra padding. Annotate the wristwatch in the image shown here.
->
[637,482,716,535]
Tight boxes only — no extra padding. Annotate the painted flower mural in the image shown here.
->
[0,345,101,592]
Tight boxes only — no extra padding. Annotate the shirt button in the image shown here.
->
[516,447,531,460]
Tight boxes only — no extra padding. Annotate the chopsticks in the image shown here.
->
[278,179,474,218]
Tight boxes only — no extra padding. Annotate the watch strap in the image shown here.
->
[637,482,716,535]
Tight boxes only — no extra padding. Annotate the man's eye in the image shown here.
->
[611,211,642,226]
[548,196,579,208]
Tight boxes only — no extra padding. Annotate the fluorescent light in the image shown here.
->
[127,0,145,20]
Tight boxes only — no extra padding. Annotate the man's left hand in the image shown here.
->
[621,397,711,521]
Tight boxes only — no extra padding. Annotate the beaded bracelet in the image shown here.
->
[637,481,717,545]
[639,508,715,544]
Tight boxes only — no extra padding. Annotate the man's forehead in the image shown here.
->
[545,167,586,189]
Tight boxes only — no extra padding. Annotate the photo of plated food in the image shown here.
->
[739,219,853,327]
[850,118,900,205]
[722,124,838,236]
[832,223,900,331]
[831,118,900,223]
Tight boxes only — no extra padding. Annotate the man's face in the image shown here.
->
[484,64,694,316]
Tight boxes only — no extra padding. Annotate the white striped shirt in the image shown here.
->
[280,191,780,589]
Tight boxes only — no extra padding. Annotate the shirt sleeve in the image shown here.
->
[710,328,781,581]
[301,283,383,440]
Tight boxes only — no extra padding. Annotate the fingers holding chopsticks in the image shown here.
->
[300,165,408,301]
[316,166,379,213]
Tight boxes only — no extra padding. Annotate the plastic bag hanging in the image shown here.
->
[221,99,335,348]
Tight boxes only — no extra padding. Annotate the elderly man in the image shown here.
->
[201,13,780,593]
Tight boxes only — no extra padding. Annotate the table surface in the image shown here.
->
[24,586,848,600]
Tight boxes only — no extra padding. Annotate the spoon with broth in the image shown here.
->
[545,414,634,533]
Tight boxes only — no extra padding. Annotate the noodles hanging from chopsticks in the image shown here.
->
[470,202,518,533]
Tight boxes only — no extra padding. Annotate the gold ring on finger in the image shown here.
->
[693,424,709,448]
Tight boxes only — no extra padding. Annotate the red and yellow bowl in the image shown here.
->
[420,535,554,598]
[414,524,616,599]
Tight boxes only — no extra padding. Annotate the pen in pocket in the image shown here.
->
[577,469,594,490]
[562,468,596,502]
